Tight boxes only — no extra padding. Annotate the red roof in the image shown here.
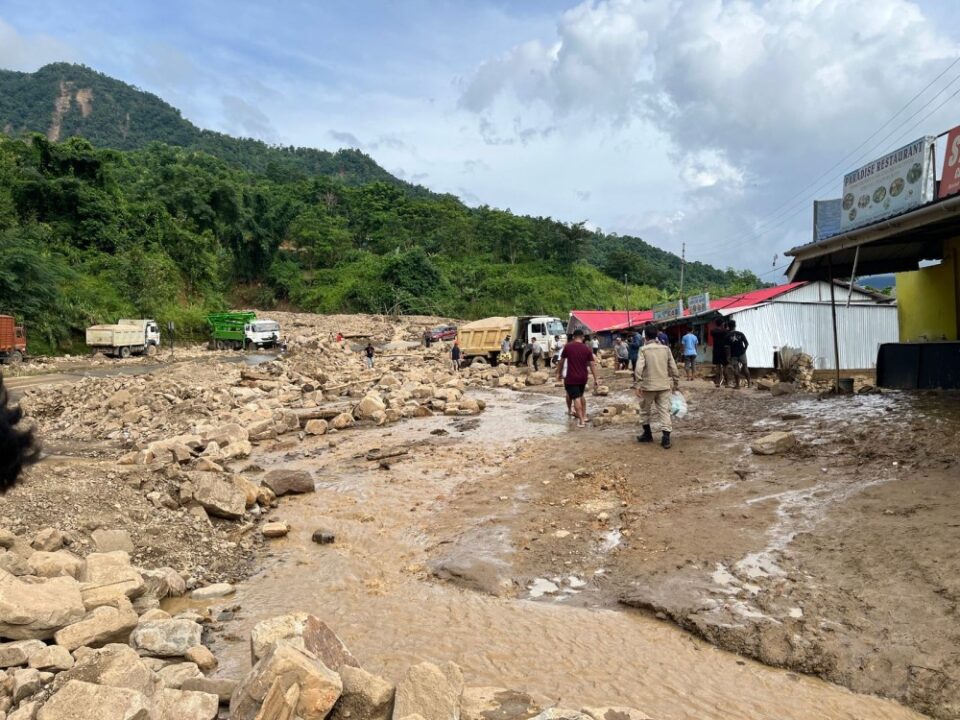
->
[571,282,808,331]
[570,310,654,333]
[708,282,806,311]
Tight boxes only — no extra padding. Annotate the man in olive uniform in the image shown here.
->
[635,324,681,448]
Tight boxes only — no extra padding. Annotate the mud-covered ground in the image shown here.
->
[427,375,960,719]
[5,316,958,719]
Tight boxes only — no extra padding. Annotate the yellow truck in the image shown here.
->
[86,319,161,358]
[457,315,566,366]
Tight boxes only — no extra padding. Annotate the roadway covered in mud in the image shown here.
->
[3,314,956,719]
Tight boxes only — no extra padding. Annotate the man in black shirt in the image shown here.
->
[726,320,751,388]
[710,323,730,387]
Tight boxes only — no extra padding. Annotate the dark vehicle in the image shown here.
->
[428,325,458,342]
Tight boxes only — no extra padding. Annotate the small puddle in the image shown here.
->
[199,389,921,720]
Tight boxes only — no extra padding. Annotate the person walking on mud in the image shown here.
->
[635,324,680,448]
[531,337,544,371]
[710,322,730,387]
[451,340,462,373]
[726,320,751,388]
[680,328,698,381]
[501,335,512,365]
[557,329,599,428]
[628,330,642,375]
[364,342,375,369]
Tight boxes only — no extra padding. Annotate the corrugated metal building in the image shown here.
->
[698,281,898,370]
[571,281,898,370]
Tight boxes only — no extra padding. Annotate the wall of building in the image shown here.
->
[895,237,960,342]
[726,302,899,370]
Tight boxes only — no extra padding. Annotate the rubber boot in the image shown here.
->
[661,431,671,449]
[637,424,653,443]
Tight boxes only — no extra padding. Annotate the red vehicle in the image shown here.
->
[0,315,26,364]
[428,325,458,342]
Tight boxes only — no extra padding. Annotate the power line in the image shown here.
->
[686,55,960,260]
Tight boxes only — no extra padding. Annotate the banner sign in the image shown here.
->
[940,125,960,198]
[841,136,935,231]
[687,293,710,315]
[652,300,683,322]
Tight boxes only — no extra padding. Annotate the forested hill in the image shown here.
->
[0,63,397,185]
[0,63,759,352]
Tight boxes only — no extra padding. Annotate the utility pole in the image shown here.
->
[624,274,631,328]
[679,242,686,299]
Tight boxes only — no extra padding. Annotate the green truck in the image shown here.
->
[207,312,282,350]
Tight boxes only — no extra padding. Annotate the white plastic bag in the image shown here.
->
[670,391,688,418]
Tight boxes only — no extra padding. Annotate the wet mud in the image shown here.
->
[188,385,938,719]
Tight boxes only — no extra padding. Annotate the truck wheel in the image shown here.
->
[233,341,242,351]
[215,340,224,351]
[8,350,22,364]
[146,344,157,357]
[472,356,488,367]
[119,346,131,359]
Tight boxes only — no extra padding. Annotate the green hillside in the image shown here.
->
[0,63,398,185]
[0,64,758,351]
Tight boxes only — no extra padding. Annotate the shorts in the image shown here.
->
[565,383,586,400]
[683,355,696,369]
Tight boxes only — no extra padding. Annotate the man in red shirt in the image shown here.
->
[556,329,599,428]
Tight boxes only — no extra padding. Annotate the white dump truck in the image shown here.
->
[86,318,161,358]
[456,315,566,366]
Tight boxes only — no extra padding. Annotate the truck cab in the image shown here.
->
[244,319,281,349]
[118,319,161,348]
[517,316,567,365]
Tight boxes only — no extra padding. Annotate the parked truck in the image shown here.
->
[456,315,567,366]
[206,312,281,350]
[85,319,161,359]
[0,315,27,364]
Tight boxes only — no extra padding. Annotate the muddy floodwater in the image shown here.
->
[191,391,926,720]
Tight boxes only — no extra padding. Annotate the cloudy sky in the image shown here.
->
[2,0,958,277]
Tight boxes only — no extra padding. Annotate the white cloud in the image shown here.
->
[0,16,77,71]
[459,0,959,269]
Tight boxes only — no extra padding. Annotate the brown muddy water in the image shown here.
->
[195,390,924,720]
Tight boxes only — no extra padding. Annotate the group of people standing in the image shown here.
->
[709,320,751,388]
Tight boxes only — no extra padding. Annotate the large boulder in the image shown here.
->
[230,644,342,720]
[79,552,145,610]
[0,569,86,640]
[54,599,139,651]
[191,475,247,520]
[355,394,386,420]
[27,550,85,579]
[304,419,328,436]
[139,567,187,600]
[750,431,798,456]
[0,639,46,668]
[92,529,135,554]
[156,687,220,719]
[28,644,74,671]
[37,680,152,720]
[202,424,249,448]
[392,662,464,720]
[331,665,395,720]
[157,661,204,689]
[130,620,202,658]
[262,469,315,496]
[181,676,237,704]
[249,614,359,670]
[54,644,163,699]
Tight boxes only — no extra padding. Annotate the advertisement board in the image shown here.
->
[841,136,935,231]
[652,300,683,322]
[939,125,960,198]
[687,293,710,315]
